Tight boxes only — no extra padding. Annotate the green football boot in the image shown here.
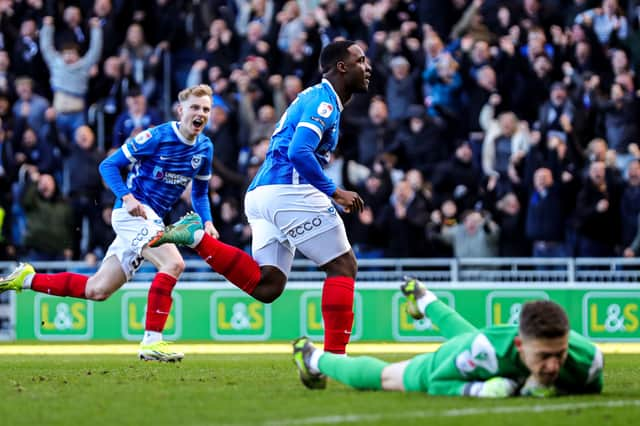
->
[292,336,327,390]
[400,276,428,320]
[138,341,184,362]
[149,212,202,247]
[0,263,35,294]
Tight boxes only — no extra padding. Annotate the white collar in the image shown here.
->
[171,121,196,145]
[322,78,343,112]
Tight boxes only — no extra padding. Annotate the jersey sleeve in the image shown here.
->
[191,141,213,223]
[297,99,338,142]
[195,141,213,181]
[427,332,502,395]
[121,128,161,163]
[556,331,604,394]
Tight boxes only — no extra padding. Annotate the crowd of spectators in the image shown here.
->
[2,0,640,263]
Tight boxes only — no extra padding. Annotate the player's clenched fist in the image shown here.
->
[123,194,147,219]
[332,188,364,213]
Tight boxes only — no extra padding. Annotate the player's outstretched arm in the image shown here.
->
[428,377,519,397]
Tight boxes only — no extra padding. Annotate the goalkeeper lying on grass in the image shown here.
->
[293,278,603,397]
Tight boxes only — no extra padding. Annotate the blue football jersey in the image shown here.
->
[248,78,343,192]
[118,121,213,217]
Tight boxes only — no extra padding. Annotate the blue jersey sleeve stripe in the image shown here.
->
[194,174,211,180]
[297,122,322,139]
[121,145,136,163]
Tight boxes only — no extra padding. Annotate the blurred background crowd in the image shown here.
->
[2,0,640,263]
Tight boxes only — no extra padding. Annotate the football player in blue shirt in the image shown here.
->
[150,40,371,368]
[0,85,218,362]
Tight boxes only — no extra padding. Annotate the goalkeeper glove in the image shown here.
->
[519,375,557,397]
[475,377,519,398]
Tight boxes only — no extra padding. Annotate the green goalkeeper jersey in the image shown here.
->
[403,326,604,396]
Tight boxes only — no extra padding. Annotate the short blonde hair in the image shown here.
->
[178,84,213,102]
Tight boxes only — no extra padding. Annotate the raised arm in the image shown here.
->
[78,17,103,68]
[38,16,59,66]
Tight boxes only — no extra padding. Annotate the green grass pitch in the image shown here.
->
[1,353,639,426]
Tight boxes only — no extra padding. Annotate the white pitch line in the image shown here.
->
[263,399,640,426]
[0,342,639,355]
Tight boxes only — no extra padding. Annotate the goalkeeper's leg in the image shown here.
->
[318,353,389,390]
[296,337,389,391]
[401,277,476,339]
[426,300,477,339]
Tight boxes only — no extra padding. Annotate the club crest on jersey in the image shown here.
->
[135,130,152,145]
[317,102,333,118]
[191,155,203,169]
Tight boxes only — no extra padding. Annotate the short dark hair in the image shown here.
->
[126,86,143,98]
[519,300,569,339]
[61,42,79,53]
[319,40,356,74]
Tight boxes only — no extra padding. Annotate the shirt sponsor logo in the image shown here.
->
[317,102,333,118]
[131,227,149,248]
[152,166,191,187]
[287,216,323,238]
[152,166,165,180]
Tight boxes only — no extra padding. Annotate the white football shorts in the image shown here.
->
[244,184,351,272]
[104,205,165,280]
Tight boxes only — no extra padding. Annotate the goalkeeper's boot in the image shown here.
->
[400,276,430,320]
[149,212,202,248]
[0,263,34,294]
[138,341,184,362]
[292,336,327,390]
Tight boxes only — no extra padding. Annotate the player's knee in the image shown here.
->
[251,279,285,304]
[163,258,186,277]
[254,289,282,304]
[326,251,357,278]
[84,284,113,301]
[343,258,357,278]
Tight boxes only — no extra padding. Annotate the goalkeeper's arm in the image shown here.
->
[428,377,519,397]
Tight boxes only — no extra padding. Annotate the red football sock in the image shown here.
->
[322,276,355,354]
[31,273,88,298]
[145,272,177,332]
[195,233,261,294]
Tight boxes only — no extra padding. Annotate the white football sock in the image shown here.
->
[190,229,205,248]
[22,273,35,290]
[417,290,437,315]
[142,331,163,345]
[308,348,324,375]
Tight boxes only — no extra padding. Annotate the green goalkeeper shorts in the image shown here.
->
[403,353,433,393]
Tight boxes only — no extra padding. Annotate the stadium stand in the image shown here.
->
[1,1,640,268]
